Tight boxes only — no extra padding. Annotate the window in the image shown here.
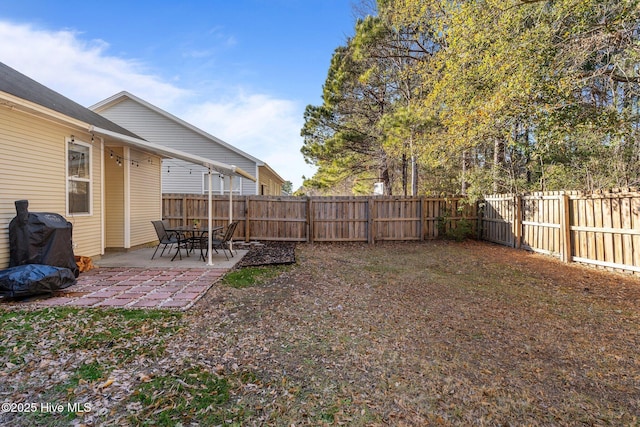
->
[67,139,91,215]
[202,173,242,195]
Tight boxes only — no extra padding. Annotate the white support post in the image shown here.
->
[207,169,213,266]
[228,175,233,253]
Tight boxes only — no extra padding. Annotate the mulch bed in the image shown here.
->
[234,241,297,268]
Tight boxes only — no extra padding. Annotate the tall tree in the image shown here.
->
[303,0,640,196]
[301,20,397,194]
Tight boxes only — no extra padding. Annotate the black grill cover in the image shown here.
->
[9,200,79,278]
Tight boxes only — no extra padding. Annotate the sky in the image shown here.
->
[0,0,364,190]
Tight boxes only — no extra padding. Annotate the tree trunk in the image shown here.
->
[461,150,468,195]
[411,155,418,196]
[402,153,408,196]
[493,138,504,193]
[381,167,392,196]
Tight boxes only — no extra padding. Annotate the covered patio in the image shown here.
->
[94,125,255,266]
[0,246,248,311]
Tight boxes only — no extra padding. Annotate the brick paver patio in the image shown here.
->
[0,267,227,311]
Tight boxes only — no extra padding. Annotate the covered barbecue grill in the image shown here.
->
[9,200,79,277]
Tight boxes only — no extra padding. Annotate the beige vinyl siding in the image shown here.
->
[97,99,259,194]
[104,147,124,248]
[129,149,161,247]
[0,107,103,267]
[258,166,285,195]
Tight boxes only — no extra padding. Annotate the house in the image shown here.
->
[0,62,254,267]
[90,91,286,196]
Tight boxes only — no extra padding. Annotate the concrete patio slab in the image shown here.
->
[94,246,248,269]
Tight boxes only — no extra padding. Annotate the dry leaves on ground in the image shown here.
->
[170,241,640,425]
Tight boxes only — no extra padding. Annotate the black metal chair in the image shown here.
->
[188,229,210,262]
[216,221,239,260]
[194,221,239,261]
[151,220,188,260]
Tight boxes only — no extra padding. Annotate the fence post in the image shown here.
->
[420,196,426,241]
[559,193,572,263]
[182,195,188,227]
[476,199,483,240]
[307,197,314,243]
[513,195,522,249]
[244,197,251,242]
[368,197,375,244]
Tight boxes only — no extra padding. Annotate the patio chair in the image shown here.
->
[151,220,188,260]
[197,221,239,261]
[188,229,209,262]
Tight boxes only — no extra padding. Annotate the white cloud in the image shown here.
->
[181,92,316,186]
[206,26,237,47]
[0,21,187,106]
[0,20,314,188]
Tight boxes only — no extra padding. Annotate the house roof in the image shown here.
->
[259,163,286,185]
[0,62,255,181]
[90,91,266,165]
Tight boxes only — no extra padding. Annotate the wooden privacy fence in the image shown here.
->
[164,191,639,274]
[162,194,478,244]
[482,190,640,274]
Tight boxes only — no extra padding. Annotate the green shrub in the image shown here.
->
[437,209,475,241]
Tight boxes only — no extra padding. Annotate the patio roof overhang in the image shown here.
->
[89,125,256,182]
[90,125,248,266]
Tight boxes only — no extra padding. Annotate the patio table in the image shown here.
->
[166,226,223,261]
[189,226,225,261]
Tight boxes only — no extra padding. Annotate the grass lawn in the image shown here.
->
[1,241,639,426]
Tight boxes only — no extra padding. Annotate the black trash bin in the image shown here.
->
[8,200,79,278]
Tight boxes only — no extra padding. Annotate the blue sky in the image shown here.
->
[0,0,363,189]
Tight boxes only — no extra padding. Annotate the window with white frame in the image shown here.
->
[202,173,242,194]
[67,139,92,215]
